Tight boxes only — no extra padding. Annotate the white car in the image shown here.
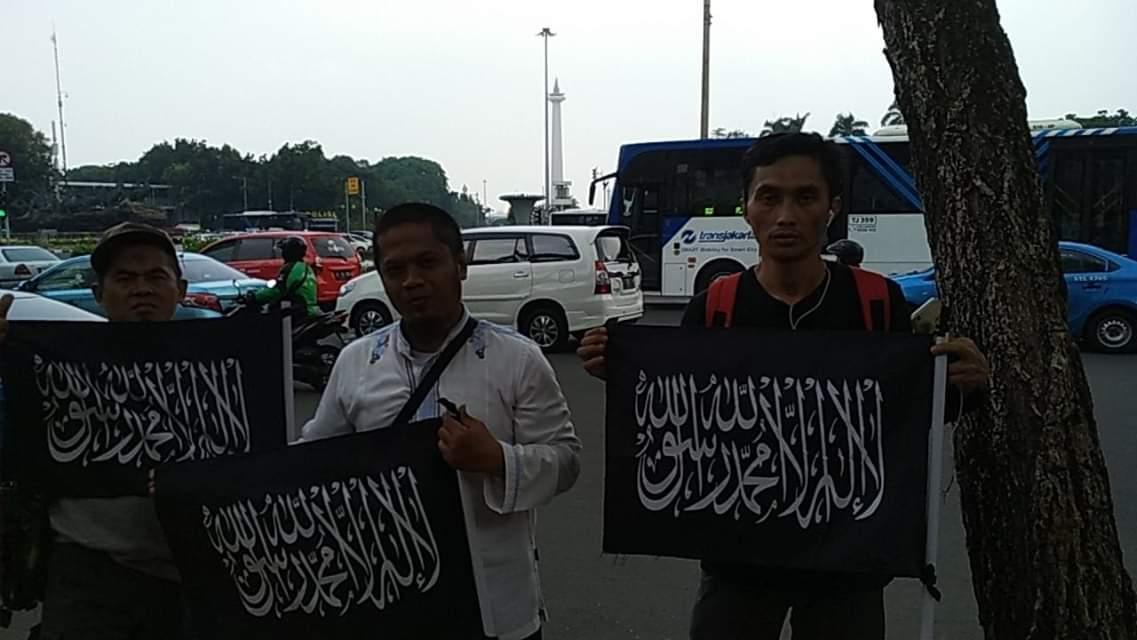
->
[336,225,644,351]
[4,290,107,322]
[0,246,61,288]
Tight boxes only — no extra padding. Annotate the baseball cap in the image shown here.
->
[91,222,181,276]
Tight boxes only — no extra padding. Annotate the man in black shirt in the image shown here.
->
[578,132,989,639]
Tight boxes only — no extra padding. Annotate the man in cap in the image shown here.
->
[0,222,189,639]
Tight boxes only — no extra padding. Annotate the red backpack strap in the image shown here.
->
[704,273,743,328]
[849,267,892,332]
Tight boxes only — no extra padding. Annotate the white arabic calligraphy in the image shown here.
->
[633,370,885,528]
[202,467,441,619]
[33,356,251,467]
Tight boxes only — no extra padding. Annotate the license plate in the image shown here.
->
[333,270,352,281]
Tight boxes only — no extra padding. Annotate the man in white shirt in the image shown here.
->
[302,202,581,640]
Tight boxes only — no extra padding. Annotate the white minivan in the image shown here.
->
[336,225,643,351]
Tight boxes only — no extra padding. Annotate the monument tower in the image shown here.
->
[548,79,573,212]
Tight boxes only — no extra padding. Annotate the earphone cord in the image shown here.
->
[788,263,832,331]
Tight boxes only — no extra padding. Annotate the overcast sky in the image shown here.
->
[5,0,1135,213]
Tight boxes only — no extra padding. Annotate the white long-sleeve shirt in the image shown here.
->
[301,309,581,640]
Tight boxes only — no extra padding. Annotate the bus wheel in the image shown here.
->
[1087,308,1137,354]
[694,261,745,295]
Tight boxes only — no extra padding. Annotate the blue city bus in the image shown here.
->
[592,123,1137,300]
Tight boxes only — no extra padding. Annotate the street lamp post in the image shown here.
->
[232,176,249,210]
[701,0,711,139]
[538,27,555,219]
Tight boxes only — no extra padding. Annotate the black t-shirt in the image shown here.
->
[680,261,912,333]
[681,263,914,593]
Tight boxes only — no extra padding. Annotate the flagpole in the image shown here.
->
[281,306,297,443]
[920,349,949,640]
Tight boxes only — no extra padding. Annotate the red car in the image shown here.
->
[201,232,361,306]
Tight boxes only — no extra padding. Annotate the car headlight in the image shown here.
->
[339,281,356,297]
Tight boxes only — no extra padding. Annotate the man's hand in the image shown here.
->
[576,327,608,380]
[0,293,13,347]
[437,406,505,474]
[931,336,990,396]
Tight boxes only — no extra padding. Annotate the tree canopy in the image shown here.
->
[68,138,484,230]
[5,113,484,231]
[0,113,58,215]
[711,127,750,139]
[880,99,905,127]
[1063,109,1136,128]
[761,113,810,136]
[828,113,870,137]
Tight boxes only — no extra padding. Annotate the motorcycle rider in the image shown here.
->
[247,236,320,320]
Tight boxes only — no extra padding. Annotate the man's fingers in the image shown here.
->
[576,345,604,360]
[931,342,966,356]
[582,327,608,340]
[931,340,980,359]
[0,293,13,319]
[582,356,605,370]
[438,424,460,446]
[579,332,608,348]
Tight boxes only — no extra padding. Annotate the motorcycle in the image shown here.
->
[291,309,349,390]
[230,280,349,390]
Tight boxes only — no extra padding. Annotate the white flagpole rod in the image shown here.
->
[281,303,296,443]
[920,348,950,640]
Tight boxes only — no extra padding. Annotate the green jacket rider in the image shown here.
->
[250,236,320,317]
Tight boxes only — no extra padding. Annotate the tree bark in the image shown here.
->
[873,1,1137,638]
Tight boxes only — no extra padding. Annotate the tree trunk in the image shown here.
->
[873,1,1137,638]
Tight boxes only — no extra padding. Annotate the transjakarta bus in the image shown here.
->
[549,208,608,226]
[592,121,1137,301]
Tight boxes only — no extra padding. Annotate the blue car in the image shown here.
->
[17,252,267,320]
[893,242,1137,354]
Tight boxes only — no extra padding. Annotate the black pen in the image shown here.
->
[439,397,461,418]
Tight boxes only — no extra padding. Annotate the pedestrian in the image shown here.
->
[577,132,990,640]
[0,223,190,639]
[301,202,581,640]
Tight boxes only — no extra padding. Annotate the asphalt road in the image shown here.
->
[3,309,1131,639]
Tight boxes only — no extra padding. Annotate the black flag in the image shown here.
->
[0,314,287,497]
[156,421,484,640]
[604,325,934,578]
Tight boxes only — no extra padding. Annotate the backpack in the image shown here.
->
[704,267,892,331]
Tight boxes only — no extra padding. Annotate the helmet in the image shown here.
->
[278,236,307,262]
[826,239,864,267]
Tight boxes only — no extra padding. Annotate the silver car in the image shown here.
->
[4,290,106,322]
[0,246,61,288]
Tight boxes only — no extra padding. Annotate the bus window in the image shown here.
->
[690,167,743,216]
[1053,152,1085,242]
[850,143,918,213]
[1053,149,1129,253]
[549,212,606,226]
